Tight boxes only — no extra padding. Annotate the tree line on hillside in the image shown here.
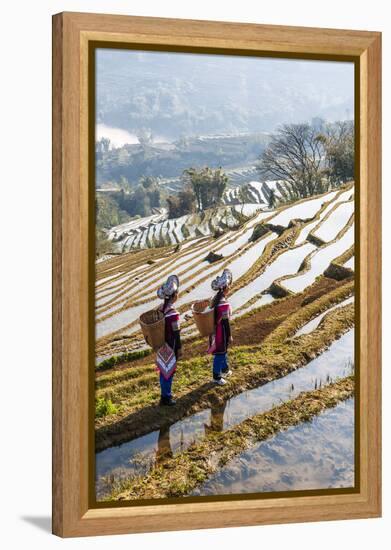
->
[96,167,231,226]
[95,193,131,258]
[95,133,267,185]
[95,176,165,232]
[166,120,354,218]
[166,167,229,218]
[257,120,354,199]
[95,118,354,250]
[115,176,164,217]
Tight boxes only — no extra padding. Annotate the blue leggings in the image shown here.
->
[160,373,174,399]
[213,353,229,380]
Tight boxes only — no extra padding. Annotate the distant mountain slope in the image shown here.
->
[96,134,265,185]
[96,50,354,139]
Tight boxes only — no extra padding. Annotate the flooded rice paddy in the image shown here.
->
[295,296,354,337]
[312,201,354,242]
[96,330,354,498]
[192,397,354,496]
[282,225,354,294]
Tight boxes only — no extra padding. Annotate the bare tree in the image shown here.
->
[322,120,354,185]
[257,123,328,199]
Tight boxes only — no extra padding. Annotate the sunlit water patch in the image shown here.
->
[96,298,161,339]
[295,296,354,337]
[344,256,354,270]
[232,294,274,317]
[282,225,354,294]
[229,242,316,310]
[268,190,338,227]
[312,200,354,242]
[295,188,353,246]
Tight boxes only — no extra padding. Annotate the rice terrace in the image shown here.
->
[93,49,356,503]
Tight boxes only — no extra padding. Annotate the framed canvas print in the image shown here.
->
[52,12,381,537]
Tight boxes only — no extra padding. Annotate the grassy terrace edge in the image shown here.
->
[95,299,354,450]
[103,376,354,502]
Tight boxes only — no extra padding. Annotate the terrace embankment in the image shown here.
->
[95,295,354,451]
[96,273,353,377]
[95,185,354,357]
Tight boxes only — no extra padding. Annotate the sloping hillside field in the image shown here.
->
[95,182,355,502]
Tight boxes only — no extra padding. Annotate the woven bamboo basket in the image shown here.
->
[139,309,165,351]
[192,299,215,337]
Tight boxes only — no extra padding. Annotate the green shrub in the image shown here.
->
[96,348,152,372]
[250,223,269,242]
[96,397,118,418]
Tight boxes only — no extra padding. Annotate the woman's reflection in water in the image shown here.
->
[155,426,173,464]
[205,401,227,434]
[155,400,228,465]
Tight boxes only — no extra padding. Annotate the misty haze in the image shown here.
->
[96,49,354,141]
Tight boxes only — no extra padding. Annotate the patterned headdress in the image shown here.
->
[211,269,233,291]
[157,275,180,300]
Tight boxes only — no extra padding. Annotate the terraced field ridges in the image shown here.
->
[95,296,354,500]
[109,204,264,252]
[95,183,354,360]
[106,178,316,253]
[95,280,354,448]
[94,182,356,501]
[223,180,300,208]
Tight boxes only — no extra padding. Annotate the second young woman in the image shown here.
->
[208,268,233,385]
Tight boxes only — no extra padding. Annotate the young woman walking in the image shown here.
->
[208,268,233,385]
[156,275,182,406]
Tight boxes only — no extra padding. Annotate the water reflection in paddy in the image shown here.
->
[192,397,354,496]
[96,330,353,498]
[295,296,354,337]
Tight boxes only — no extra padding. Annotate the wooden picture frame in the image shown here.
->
[52,11,381,537]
